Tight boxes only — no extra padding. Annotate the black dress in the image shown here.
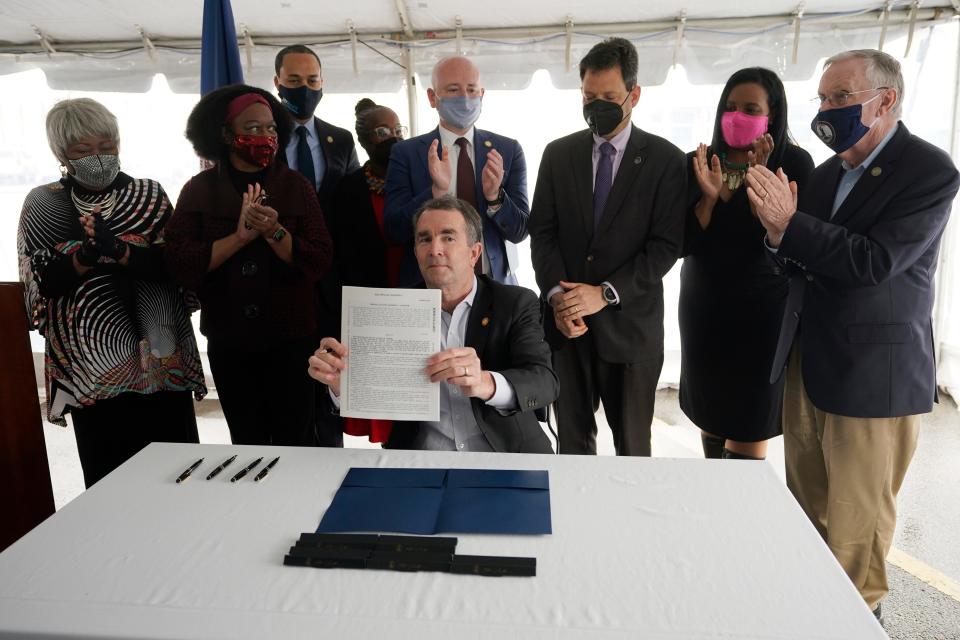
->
[678,144,814,441]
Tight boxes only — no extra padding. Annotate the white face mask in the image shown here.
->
[68,154,120,190]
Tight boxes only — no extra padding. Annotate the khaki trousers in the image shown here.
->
[783,347,920,609]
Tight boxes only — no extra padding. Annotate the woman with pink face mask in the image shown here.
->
[679,68,814,461]
[164,85,332,446]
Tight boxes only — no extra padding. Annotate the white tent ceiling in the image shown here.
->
[0,1,956,93]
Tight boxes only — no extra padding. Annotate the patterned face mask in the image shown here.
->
[231,134,279,168]
[68,154,120,190]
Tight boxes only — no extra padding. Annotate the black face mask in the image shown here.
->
[278,85,323,119]
[370,137,399,167]
[583,93,630,137]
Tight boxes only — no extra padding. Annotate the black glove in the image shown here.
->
[75,240,101,267]
[92,220,127,261]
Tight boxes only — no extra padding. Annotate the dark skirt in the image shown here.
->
[678,259,787,442]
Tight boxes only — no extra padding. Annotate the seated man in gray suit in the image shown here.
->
[309,195,556,453]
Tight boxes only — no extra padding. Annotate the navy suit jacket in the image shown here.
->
[383,127,529,287]
[770,123,959,417]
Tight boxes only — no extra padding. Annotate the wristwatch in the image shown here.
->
[268,226,287,243]
[484,189,504,206]
[601,283,618,306]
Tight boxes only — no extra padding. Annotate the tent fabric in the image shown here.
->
[0,1,954,93]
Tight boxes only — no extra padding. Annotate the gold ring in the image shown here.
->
[462,366,467,377]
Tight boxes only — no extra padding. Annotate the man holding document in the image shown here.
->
[309,195,557,453]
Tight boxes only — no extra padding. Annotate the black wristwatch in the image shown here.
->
[601,283,618,306]
[484,189,504,206]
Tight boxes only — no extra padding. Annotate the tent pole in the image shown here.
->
[934,22,960,373]
[403,45,418,136]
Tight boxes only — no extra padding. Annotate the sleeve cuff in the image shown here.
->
[485,371,517,411]
[546,284,564,304]
[328,386,341,410]
[763,236,780,254]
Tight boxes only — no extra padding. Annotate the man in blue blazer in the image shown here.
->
[384,56,529,287]
[746,49,959,623]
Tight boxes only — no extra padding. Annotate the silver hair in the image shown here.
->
[45,98,120,163]
[412,194,483,245]
[824,49,904,118]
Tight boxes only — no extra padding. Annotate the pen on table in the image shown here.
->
[254,456,280,482]
[175,458,204,483]
[230,457,263,483]
[206,454,237,480]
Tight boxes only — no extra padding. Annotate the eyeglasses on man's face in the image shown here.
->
[812,87,888,108]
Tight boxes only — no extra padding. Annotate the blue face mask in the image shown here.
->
[810,94,880,154]
[437,95,482,130]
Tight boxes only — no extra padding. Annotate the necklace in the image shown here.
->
[364,165,386,195]
[70,187,116,219]
[720,153,750,191]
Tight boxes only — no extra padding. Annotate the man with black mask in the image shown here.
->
[529,37,686,456]
[274,44,360,447]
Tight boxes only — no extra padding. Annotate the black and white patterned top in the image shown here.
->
[17,174,207,425]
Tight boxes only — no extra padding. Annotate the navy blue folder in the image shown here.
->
[317,468,551,535]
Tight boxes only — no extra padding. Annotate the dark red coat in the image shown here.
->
[164,163,331,345]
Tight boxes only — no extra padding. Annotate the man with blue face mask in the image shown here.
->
[746,50,960,623]
[385,56,530,287]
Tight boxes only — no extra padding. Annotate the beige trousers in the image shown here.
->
[782,347,920,609]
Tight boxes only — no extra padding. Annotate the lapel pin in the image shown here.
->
[481,316,490,327]
[484,140,493,148]
[634,156,643,165]
[870,166,882,177]
[326,135,334,144]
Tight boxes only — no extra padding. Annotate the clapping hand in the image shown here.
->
[747,133,775,169]
[744,165,798,247]
[428,139,453,198]
[236,184,263,243]
[691,143,723,203]
[481,149,504,203]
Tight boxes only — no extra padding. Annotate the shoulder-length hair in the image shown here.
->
[709,67,793,169]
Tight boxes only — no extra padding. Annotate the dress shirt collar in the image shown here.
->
[592,123,632,156]
[439,124,476,149]
[288,117,319,148]
[442,276,478,319]
[841,122,899,172]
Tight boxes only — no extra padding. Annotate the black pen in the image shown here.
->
[254,456,280,482]
[206,454,237,480]
[175,458,204,483]
[230,457,263,483]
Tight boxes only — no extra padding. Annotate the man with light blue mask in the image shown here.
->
[385,56,530,287]
[746,49,960,624]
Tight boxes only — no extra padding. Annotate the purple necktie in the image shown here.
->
[593,141,616,230]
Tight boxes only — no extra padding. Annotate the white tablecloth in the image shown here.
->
[0,442,884,639]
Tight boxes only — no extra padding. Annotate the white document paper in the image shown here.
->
[339,286,442,421]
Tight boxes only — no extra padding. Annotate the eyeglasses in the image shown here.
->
[372,125,408,139]
[812,87,888,108]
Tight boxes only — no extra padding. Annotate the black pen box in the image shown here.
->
[283,549,369,570]
[376,535,458,554]
[450,555,537,577]
[297,533,380,551]
[366,550,453,573]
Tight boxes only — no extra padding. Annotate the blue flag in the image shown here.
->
[200,0,244,95]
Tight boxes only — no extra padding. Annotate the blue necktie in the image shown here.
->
[296,125,316,190]
[593,142,615,230]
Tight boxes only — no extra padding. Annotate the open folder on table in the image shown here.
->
[317,468,552,535]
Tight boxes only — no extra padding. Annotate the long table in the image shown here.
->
[0,442,885,639]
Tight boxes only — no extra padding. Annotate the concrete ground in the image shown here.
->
[38,387,960,639]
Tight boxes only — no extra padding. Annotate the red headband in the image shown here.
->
[225,93,271,123]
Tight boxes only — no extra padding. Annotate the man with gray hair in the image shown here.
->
[746,49,959,622]
[309,195,556,453]
[384,56,529,287]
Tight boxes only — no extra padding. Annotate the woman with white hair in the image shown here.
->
[17,98,206,488]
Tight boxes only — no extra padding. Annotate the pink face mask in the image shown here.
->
[721,111,769,150]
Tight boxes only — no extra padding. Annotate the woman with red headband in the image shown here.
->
[165,85,332,446]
